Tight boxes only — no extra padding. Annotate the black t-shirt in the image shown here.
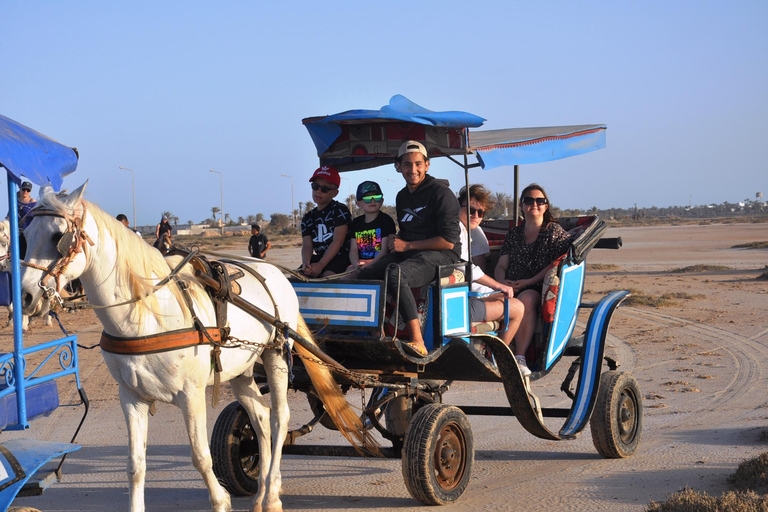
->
[395,174,461,257]
[350,212,397,260]
[248,233,269,258]
[300,200,352,258]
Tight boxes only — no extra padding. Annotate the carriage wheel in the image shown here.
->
[306,390,342,431]
[402,404,474,505]
[211,401,259,496]
[590,371,643,458]
[384,389,439,438]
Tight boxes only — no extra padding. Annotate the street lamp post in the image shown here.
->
[280,174,295,229]
[118,166,137,229]
[209,169,224,235]
[497,182,509,218]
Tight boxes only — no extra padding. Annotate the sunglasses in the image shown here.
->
[311,183,338,193]
[461,204,485,218]
[361,194,383,204]
[522,196,548,206]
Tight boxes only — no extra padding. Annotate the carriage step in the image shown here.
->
[17,467,58,496]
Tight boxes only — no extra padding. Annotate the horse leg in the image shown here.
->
[178,387,231,512]
[229,349,289,512]
[261,348,290,512]
[118,386,151,512]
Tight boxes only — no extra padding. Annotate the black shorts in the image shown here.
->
[310,252,350,275]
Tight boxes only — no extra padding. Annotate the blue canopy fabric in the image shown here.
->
[0,114,78,191]
[469,125,606,170]
[302,96,605,172]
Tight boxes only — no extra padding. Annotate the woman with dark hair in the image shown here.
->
[493,183,572,376]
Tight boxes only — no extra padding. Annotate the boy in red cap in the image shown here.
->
[300,166,352,277]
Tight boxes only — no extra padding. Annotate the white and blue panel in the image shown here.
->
[545,261,585,370]
[442,288,469,336]
[293,282,380,327]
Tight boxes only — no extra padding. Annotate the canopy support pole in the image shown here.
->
[513,165,520,226]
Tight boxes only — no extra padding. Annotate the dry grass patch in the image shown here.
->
[696,375,714,379]
[698,351,723,357]
[728,452,768,493]
[731,241,768,249]
[618,288,704,307]
[589,263,620,271]
[670,264,732,273]
[647,487,768,511]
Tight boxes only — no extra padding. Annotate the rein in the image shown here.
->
[22,204,95,301]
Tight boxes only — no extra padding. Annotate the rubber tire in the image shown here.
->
[211,401,259,496]
[402,404,474,505]
[590,371,643,458]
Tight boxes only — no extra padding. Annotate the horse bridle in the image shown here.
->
[22,203,94,302]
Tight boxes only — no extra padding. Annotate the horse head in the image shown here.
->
[19,181,91,315]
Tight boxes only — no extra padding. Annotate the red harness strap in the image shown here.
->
[100,327,222,355]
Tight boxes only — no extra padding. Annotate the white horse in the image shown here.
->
[19,183,372,512]
[0,219,53,330]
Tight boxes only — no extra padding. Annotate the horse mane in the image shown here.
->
[37,190,205,328]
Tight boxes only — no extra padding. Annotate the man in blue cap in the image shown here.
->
[17,181,36,229]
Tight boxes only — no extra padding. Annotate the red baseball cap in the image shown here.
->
[309,166,341,187]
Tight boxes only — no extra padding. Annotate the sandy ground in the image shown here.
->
[2,222,767,511]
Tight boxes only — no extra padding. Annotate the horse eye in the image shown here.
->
[51,232,63,245]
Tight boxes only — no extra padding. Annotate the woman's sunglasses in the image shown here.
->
[460,204,485,218]
[522,196,548,206]
[311,183,337,193]
[361,194,383,204]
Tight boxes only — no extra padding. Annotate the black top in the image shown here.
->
[499,222,573,281]
[300,200,352,258]
[350,212,397,260]
[157,221,173,237]
[248,233,269,258]
[395,174,461,257]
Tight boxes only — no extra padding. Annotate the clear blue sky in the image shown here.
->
[2,1,766,226]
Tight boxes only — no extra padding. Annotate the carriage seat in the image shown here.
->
[0,375,59,431]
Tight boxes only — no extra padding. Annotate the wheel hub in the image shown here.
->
[434,424,465,489]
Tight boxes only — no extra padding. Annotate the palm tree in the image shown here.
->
[210,206,220,225]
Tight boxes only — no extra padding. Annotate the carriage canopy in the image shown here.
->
[0,114,78,190]
[302,95,606,172]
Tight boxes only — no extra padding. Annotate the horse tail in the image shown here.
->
[295,315,381,457]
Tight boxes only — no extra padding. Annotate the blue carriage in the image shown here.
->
[0,115,89,511]
[211,96,641,505]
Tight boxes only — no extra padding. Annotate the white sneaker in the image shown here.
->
[515,355,532,377]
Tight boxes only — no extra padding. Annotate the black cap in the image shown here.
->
[21,181,32,191]
[356,181,383,201]
[251,224,260,231]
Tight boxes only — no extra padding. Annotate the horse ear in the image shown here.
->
[63,181,88,208]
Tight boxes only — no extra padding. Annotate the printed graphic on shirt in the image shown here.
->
[400,206,426,223]
[356,228,383,260]
[314,223,333,244]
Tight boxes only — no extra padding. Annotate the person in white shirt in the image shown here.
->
[457,185,527,375]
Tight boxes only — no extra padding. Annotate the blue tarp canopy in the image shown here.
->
[0,114,78,190]
[469,125,606,170]
[302,95,605,172]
